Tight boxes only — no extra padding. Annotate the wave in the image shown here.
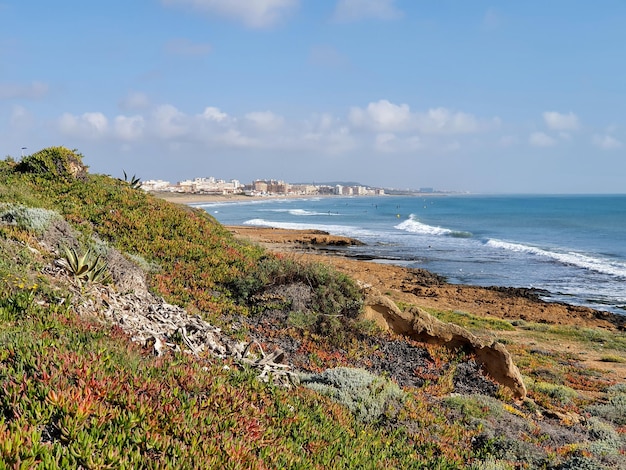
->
[394,214,472,238]
[487,239,626,278]
[242,218,376,238]
[265,208,337,216]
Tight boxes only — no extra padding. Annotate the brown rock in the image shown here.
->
[362,291,527,399]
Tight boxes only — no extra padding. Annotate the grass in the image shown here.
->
[514,321,626,352]
[423,308,516,332]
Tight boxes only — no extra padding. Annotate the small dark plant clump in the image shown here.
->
[122,170,142,189]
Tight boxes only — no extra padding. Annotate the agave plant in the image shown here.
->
[123,170,142,190]
[60,246,111,286]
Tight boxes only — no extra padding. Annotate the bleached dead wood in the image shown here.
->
[56,273,295,386]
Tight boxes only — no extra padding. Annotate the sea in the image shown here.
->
[192,194,626,316]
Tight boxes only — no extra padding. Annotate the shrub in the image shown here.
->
[525,377,579,405]
[585,417,623,459]
[0,203,60,234]
[15,146,88,180]
[469,457,514,470]
[443,394,504,420]
[59,245,111,286]
[587,384,626,426]
[229,256,363,318]
[300,367,405,423]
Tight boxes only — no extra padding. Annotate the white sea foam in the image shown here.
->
[487,239,626,278]
[394,214,472,238]
[266,208,336,216]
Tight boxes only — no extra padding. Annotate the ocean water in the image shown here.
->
[193,195,626,315]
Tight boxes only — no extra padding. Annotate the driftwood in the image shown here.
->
[48,260,296,387]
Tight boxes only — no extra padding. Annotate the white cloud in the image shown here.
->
[152,104,187,139]
[114,115,145,141]
[529,131,557,147]
[350,100,411,132]
[543,111,580,131]
[162,0,298,28]
[332,0,403,22]
[416,108,498,134]
[212,128,258,148]
[50,99,498,161]
[199,106,231,123]
[58,112,109,138]
[164,38,212,57]
[349,100,498,134]
[245,111,284,131]
[593,134,622,149]
[0,81,49,100]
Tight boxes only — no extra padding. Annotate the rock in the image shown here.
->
[361,291,527,399]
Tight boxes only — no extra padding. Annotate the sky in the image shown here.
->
[1,0,625,193]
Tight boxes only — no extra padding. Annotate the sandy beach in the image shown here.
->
[153,191,330,205]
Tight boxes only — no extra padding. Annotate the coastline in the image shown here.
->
[226,226,625,330]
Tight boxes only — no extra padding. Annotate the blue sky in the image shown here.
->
[1,1,625,193]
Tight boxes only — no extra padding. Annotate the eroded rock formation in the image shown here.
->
[361,290,527,399]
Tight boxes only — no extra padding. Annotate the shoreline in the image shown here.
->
[226,225,626,332]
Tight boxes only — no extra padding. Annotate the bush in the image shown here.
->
[581,416,625,463]
[229,256,363,318]
[300,367,405,423]
[443,394,504,420]
[587,384,626,426]
[0,203,61,234]
[15,146,88,180]
[525,377,579,405]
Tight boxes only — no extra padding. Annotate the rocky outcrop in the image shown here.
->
[361,291,527,399]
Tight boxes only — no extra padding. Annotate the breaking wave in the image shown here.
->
[487,239,626,278]
[394,214,472,238]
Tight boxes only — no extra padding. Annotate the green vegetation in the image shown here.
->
[0,147,624,468]
[514,320,626,352]
[423,308,515,332]
[59,245,111,287]
[301,367,405,423]
[122,169,142,189]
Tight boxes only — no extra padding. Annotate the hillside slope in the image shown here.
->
[0,147,624,469]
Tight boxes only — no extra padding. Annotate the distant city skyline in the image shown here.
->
[2,1,626,193]
[141,175,391,196]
